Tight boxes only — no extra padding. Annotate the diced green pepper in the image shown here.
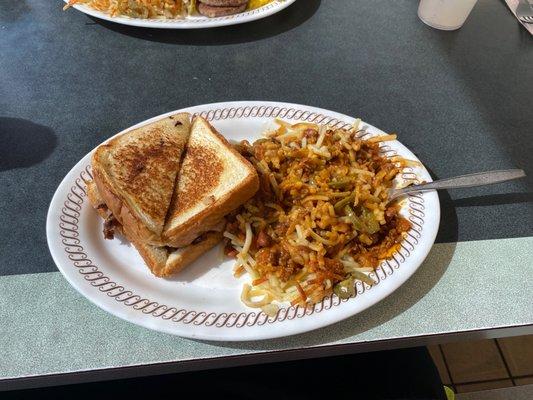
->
[344,205,380,234]
[333,275,355,299]
[328,178,351,189]
[334,194,354,211]
[361,208,380,234]
[344,205,364,231]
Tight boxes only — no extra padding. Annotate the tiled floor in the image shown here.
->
[428,335,533,394]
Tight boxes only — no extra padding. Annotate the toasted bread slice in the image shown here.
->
[161,116,259,247]
[132,231,223,277]
[92,113,191,244]
[86,177,109,220]
[86,179,222,277]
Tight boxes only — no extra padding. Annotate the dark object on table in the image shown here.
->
[6,348,446,400]
[0,118,57,172]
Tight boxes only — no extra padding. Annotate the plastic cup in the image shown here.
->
[418,0,478,31]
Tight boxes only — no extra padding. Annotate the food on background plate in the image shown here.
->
[88,114,259,277]
[248,0,272,9]
[224,119,413,315]
[64,0,187,18]
[197,0,248,17]
[64,0,273,18]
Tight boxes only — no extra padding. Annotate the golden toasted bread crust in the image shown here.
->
[86,179,125,240]
[161,231,223,277]
[92,113,191,244]
[87,179,167,273]
[162,117,259,247]
[86,179,108,219]
[129,239,168,277]
[92,159,162,243]
[117,232,222,277]
[110,138,176,225]
[171,145,223,217]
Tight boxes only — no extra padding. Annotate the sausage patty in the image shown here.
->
[200,0,248,6]
[197,2,247,17]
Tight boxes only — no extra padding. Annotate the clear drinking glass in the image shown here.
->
[418,0,478,31]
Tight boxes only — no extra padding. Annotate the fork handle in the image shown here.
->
[390,169,526,200]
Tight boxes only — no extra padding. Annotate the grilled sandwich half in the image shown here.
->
[87,180,222,277]
[162,116,259,247]
[92,113,191,245]
[89,114,259,276]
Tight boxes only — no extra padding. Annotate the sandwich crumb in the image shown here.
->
[103,214,119,240]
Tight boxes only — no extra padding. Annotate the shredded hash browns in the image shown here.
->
[64,0,184,19]
[224,119,412,316]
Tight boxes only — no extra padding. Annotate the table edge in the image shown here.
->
[2,323,532,391]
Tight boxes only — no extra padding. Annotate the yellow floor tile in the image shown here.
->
[441,339,509,383]
[428,345,452,385]
[497,335,533,377]
[515,376,533,385]
[455,379,513,393]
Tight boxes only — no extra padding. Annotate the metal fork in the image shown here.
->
[388,169,526,202]
[517,0,533,23]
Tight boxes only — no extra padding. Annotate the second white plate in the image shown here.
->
[64,1,297,29]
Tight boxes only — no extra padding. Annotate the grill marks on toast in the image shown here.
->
[161,117,260,247]
[171,145,223,216]
[90,114,259,276]
[110,132,178,227]
[104,116,190,235]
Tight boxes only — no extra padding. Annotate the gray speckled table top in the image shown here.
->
[1,0,532,391]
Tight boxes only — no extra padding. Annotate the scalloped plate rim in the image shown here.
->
[46,100,440,341]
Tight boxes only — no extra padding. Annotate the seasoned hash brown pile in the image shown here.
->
[64,0,184,18]
[224,119,412,315]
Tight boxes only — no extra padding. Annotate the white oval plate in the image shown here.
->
[64,1,297,29]
[47,101,440,341]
